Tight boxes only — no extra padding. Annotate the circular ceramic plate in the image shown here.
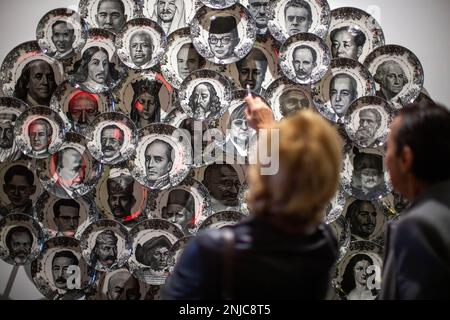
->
[36,132,103,199]
[190,3,257,64]
[50,80,114,135]
[341,146,391,201]
[93,164,149,227]
[31,237,93,300]
[14,106,67,159]
[78,0,141,34]
[178,69,233,121]
[160,27,207,89]
[0,213,44,265]
[86,111,138,165]
[333,240,383,300]
[95,267,148,300]
[344,96,394,149]
[112,69,175,128]
[35,191,99,239]
[264,76,313,120]
[80,219,132,272]
[67,28,126,94]
[267,0,330,42]
[128,123,192,190]
[115,18,167,70]
[279,32,331,85]
[0,41,65,107]
[36,8,88,61]
[128,218,184,284]
[142,0,196,33]
[145,176,212,235]
[0,97,28,162]
[194,161,247,213]
[312,58,376,123]
[364,45,424,109]
[328,7,385,63]
[198,210,245,230]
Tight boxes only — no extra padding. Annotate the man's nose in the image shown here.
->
[394,76,400,84]
[335,93,342,101]
[259,7,265,14]
[136,44,142,52]
[105,14,113,24]
[163,2,170,10]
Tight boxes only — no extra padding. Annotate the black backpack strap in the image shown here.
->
[222,228,235,300]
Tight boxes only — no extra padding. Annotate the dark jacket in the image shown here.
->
[162,216,338,299]
[381,179,450,299]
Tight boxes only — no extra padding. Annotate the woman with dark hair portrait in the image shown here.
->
[129,79,161,128]
[340,253,379,300]
[14,59,57,106]
[69,46,119,93]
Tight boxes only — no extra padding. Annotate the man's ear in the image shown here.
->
[400,145,414,174]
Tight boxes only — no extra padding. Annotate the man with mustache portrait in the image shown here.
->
[189,82,221,120]
[90,230,118,270]
[100,124,125,162]
[351,151,386,198]
[203,164,241,212]
[293,45,317,83]
[347,200,377,240]
[106,173,136,223]
[5,226,33,265]
[152,0,186,36]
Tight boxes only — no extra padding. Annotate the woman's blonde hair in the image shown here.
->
[247,110,342,233]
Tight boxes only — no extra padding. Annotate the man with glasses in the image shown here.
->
[208,16,240,61]
[0,165,36,218]
[53,199,81,237]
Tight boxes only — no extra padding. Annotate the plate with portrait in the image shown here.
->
[128,218,184,284]
[216,90,261,160]
[67,28,126,94]
[128,123,192,190]
[50,80,115,135]
[333,241,383,300]
[264,76,313,120]
[145,177,212,235]
[160,27,207,89]
[0,160,45,219]
[0,97,28,162]
[279,32,331,85]
[323,186,346,224]
[78,0,141,34]
[178,69,233,121]
[241,0,271,35]
[266,0,330,42]
[229,34,281,95]
[364,45,424,109]
[344,96,394,149]
[86,111,138,165]
[328,214,351,263]
[93,165,149,227]
[35,191,98,239]
[237,181,249,215]
[0,213,44,266]
[95,267,148,300]
[36,8,88,62]
[311,58,376,123]
[341,146,391,201]
[327,7,385,64]
[14,106,67,159]
[198,210,245,230]
[163,104,222,168]
[342,197,386,246]
[31,236,93,300]
[143,0,197,34]
[0,41,65,107]
[36,132,103,199]
[112,69,174,128]
[190,3,257,65]
[80,219,132,272]
[194,160,247,213]
[166,236,193,275]
[116,18,167,70]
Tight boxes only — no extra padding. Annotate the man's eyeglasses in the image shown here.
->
[208,36,232,45]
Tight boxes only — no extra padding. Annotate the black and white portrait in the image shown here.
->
[128,30,153,68]
[66,91,101,133]
[101,268,142,300]
[86,112,138,165]
[69,46,120,93]
[176,42,205,81]
[350,150,388,200]
[279,33,330,85]
[107,173,136,220]
[246,0,269,34]
[0,98,27,162]
[4,225,34,265]
[90,229,119,270]
[222,103,254,158]
[373,60,408,101]
[36,9,87,61]
[189,82,221,120]
[208,16,240,61]
[160,189,196,234]
[93,0,129,33]
[129,80,161,128]
[328,7,385,63]
[279,88,310,117]
[236,48,268,94]
[284,0,313,36]
[345,200,384,241]
[329,73,358,118]
[148,0,187,35]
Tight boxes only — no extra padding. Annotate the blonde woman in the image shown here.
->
[163,96,342,299]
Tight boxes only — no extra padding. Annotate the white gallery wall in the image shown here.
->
[0,0,449,299]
